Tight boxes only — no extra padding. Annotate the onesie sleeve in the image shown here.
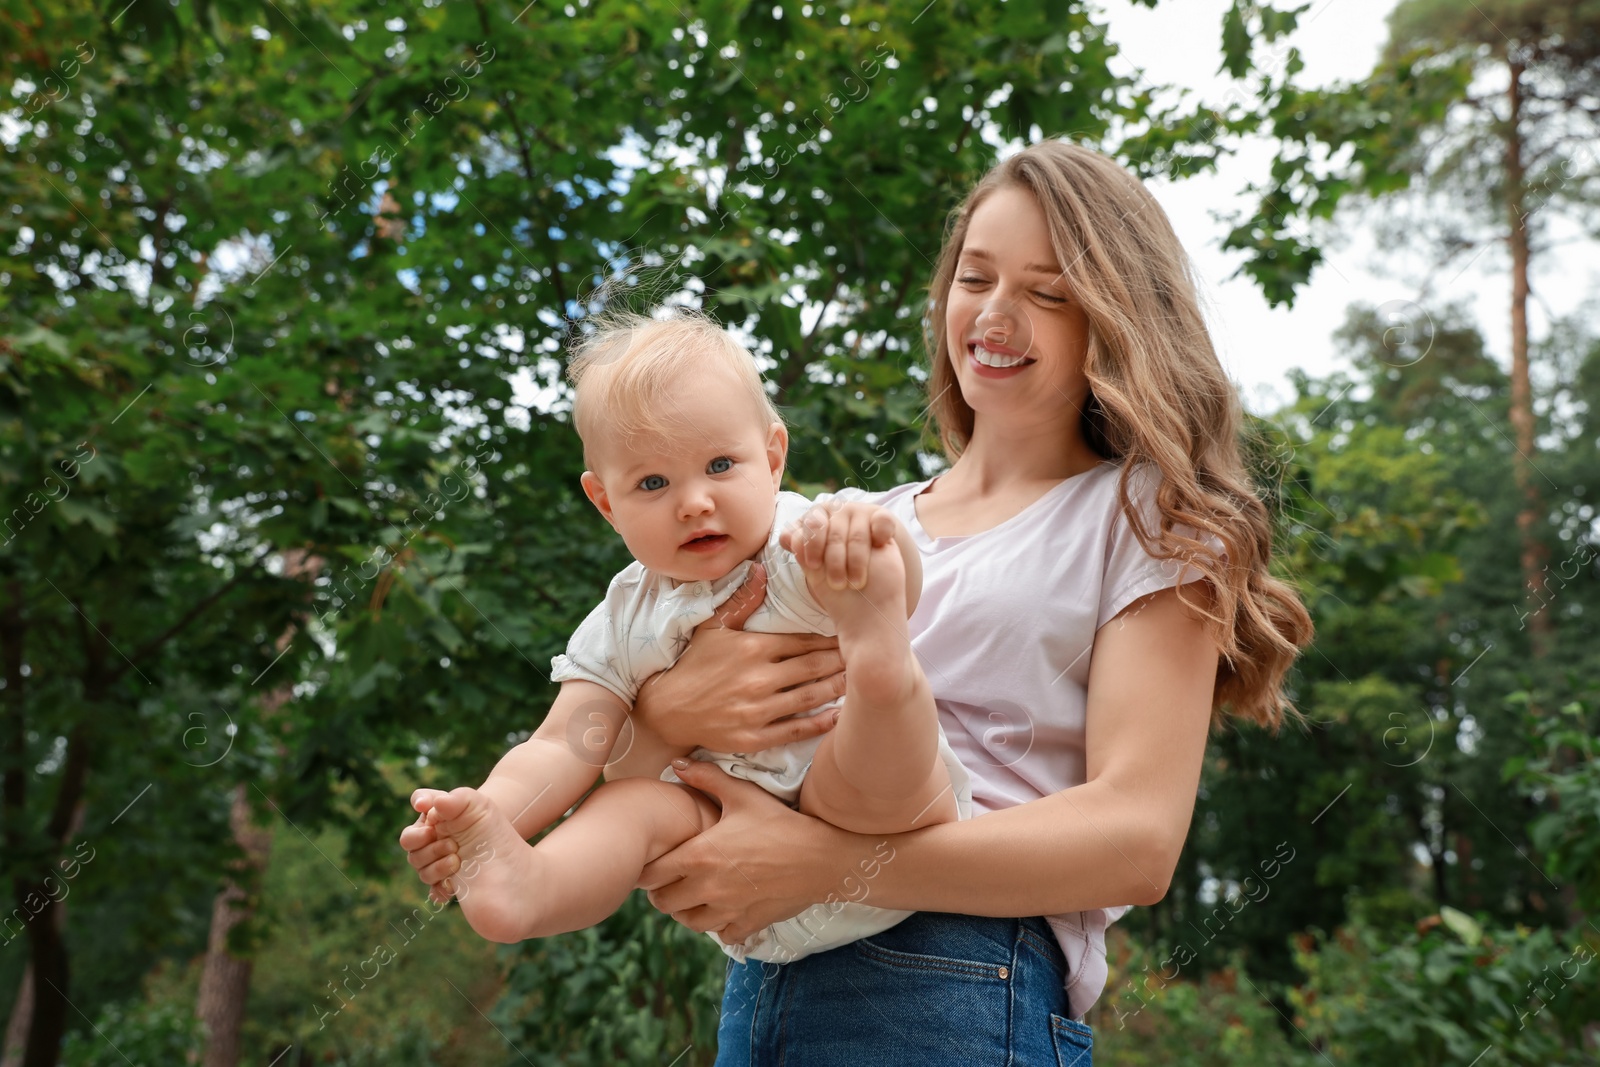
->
[1097,463,1228,631]
[806,484,877,508]
[550,566,646,705]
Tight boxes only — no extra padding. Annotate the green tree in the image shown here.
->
[1124,299,1597,1065]
[5,0,1301,1063]
[1225,0,1600,659]
[1,0,484,1060]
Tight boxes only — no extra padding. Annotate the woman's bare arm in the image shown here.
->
[638,582,1219,941]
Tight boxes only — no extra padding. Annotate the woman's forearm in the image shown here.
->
[818,780,1171,915]
[646,586,1213,937]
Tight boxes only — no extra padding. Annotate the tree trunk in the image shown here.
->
[195,785,274,1067]
[20,901,69,1067]
[1,583,27,1067]
[6,580,106,1067]
[4,795,85,1067]
[18,718,92,1067]
[1504,53,1551,659]
[194,552,317,1067]
[2,968,33,1067]
[1455,832,1478,911]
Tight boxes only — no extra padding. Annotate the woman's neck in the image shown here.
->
[938,417,1104,496]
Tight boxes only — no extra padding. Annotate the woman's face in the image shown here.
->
[944,184,1092,433]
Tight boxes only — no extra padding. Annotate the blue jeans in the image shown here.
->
[714,912,1094,1065]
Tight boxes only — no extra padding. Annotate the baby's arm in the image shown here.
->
[414,687,721,942]
[429,679,632,838]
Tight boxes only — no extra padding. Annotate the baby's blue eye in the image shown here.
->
[708,456,733,474]
[639,474,667,491]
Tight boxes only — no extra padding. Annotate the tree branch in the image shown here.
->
[471,0,571,322]
[110,574,248,682]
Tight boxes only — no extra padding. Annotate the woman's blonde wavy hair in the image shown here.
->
[925,140,1314,733]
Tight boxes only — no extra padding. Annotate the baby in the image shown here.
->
[408,309,971,964]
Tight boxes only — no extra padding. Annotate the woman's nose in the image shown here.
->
[975,295,1033,353]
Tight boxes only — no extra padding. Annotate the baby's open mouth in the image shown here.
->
[682,533,729,549]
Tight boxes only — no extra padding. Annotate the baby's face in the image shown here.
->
[580,375,786,583]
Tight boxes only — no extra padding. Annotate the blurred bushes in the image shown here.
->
[493,892,726,1067]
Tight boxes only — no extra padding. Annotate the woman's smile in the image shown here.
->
[968,339,1036,375]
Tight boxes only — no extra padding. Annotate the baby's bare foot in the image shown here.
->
[425,787,543,944]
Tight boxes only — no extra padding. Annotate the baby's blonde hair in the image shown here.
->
[566,308,784,472]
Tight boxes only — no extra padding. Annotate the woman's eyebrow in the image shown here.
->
[960,247,1063,275]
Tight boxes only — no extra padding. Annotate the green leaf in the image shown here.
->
[1438,906,1482,947]
[55,498,118,536]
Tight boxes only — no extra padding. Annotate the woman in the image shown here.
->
[407,141,1312,1063]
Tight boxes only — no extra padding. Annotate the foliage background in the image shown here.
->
[1,0,1596,1064]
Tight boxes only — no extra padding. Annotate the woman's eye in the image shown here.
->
[639,474,667,491]
[1033,291,1068,305]
[956,274,987,286]
[707,456,734,475]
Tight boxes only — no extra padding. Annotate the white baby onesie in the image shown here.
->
[550,490,973,963]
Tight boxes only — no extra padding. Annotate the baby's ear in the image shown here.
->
[766,421,789,484]
[579,471,617,528]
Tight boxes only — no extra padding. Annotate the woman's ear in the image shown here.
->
[765,421,789,488]
[579,471,618,529]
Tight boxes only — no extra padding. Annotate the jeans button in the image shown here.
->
[997,966,1010,979]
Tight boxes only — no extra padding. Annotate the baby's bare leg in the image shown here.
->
[799,542,960,834]
[428,778,719,944]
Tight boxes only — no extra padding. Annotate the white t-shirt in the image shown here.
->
[816,458,1225,1020]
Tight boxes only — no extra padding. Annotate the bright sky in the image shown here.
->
[1098,0,1596,416]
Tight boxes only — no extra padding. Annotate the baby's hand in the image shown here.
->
[401,788,462,904]
[780,501,898,591]
[419,787,512,905]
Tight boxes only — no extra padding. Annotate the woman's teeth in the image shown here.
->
[972,343,1031,368]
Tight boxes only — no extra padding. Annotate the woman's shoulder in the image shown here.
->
[1012,458,1130,527]
[1001,459,1180,558]
[1099,458,1229,561]
[1079,458,1169,526]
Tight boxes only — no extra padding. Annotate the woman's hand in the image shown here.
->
[639,759,853,943]
[632,562,848,754]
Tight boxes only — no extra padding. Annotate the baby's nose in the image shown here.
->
[678,489,714,519]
